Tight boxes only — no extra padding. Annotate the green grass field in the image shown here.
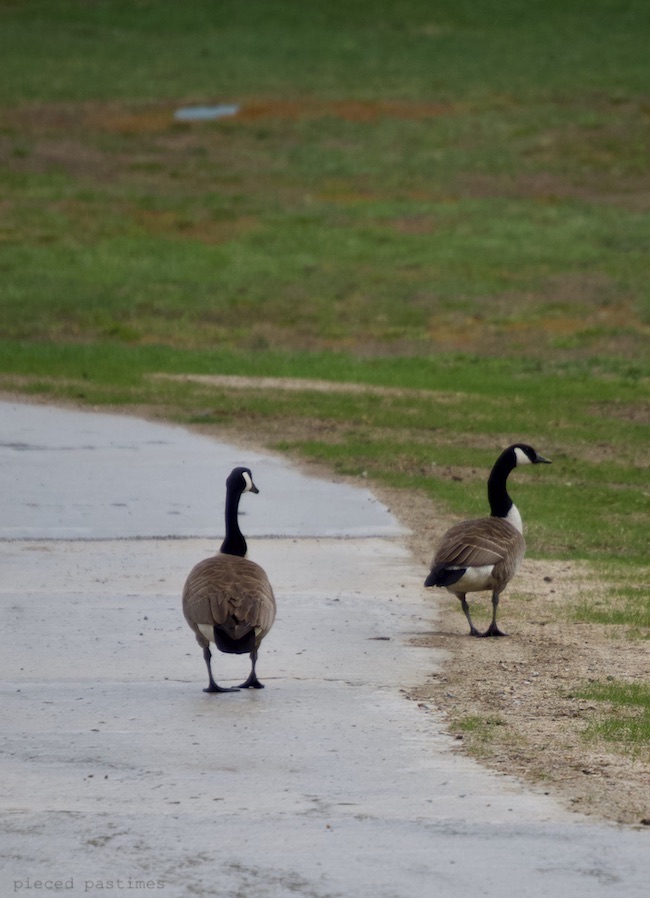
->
[579,681,650,757]
[0,1,648,744]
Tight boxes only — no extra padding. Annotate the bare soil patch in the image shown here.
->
[459,170,650,212]
[150,372,463,402]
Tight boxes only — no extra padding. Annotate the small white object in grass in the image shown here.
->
[174,104,239,122]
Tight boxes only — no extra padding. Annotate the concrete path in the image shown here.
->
[0,401,647,898]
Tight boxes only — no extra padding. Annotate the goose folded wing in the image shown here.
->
[182,555,243,625]
[227,564,276,632]
[435,518,523,567]
[183,555,275,631]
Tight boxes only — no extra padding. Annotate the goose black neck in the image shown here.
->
[219,486,247,557]
[487,450,516,519]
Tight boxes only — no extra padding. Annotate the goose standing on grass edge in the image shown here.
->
[425,444,551,637]
[182,466,276,693]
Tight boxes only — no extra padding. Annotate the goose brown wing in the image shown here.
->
[434,517,524,568]
[182,555,276,633]
[229,559,276,633]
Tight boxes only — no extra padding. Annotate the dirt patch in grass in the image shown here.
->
[459,170,650,212]
[151,372,464,401]
[590,401,650,427]
[0,97,453,137]
[234,98,453,122]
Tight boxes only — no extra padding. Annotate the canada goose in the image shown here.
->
[182,466,276,692]
[424,444,551,637]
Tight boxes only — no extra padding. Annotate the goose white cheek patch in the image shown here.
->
[514,447,531,466]
[242,471,253,492]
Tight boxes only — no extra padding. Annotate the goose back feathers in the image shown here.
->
[428,516,525,595]
[183,554,276,655]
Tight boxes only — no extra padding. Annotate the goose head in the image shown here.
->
[226,466,260,496]
[511,444,552,467]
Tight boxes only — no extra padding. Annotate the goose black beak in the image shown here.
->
[250,482,260,494]
[535,453,551,464]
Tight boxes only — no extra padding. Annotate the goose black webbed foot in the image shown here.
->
[238,651,264,688]
[481,623,508,637]
[203,684,240,694]
[238,674,264,689]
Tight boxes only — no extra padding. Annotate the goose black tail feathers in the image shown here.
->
[424,565,466,589]
[213,626,257,655]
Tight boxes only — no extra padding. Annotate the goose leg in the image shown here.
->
[460,595,482,637]
[202,645,240,694]
[238,649,264,689]
[482,591,508,637]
